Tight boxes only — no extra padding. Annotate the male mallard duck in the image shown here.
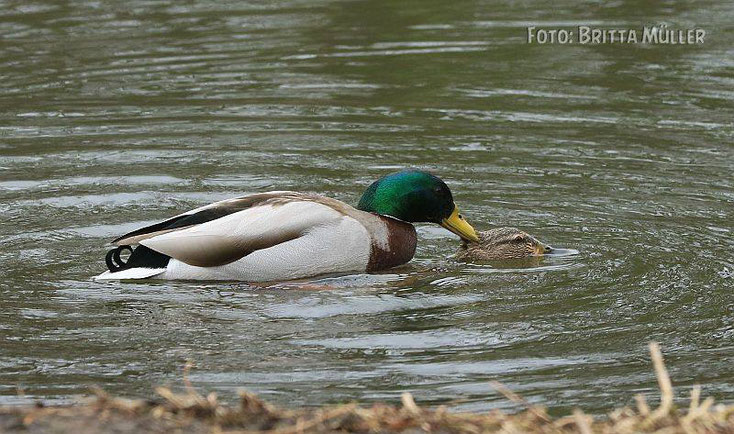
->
[95,170,478,281]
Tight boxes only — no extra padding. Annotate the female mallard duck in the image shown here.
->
[454,227,575,261]
[95,170,478,281]
[454,227,550,261]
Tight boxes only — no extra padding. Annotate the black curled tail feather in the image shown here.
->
[105,245,171,272]
[106,245,133,271]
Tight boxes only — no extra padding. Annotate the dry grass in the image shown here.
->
[1,343,732,433]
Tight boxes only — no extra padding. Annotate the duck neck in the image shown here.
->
[365,216,417,271]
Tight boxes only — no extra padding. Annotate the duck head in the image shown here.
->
[456,227,579,262]
[459,227,550,260]
[358,170,479,242]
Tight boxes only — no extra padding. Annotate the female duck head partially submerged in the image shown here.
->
[454,227,577,262]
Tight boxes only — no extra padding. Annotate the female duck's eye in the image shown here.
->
[513,235,525,243]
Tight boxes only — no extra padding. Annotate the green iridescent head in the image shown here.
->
[357,170,479,242]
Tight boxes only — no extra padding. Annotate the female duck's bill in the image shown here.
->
[544,246,579,256]
[96,170,479,282]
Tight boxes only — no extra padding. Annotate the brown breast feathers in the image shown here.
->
[366,216,417,272]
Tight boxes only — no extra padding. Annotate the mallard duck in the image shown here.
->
[454,227,550,261]
[454,227,575,261]
[95,170,478,281]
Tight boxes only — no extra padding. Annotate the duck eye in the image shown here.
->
[513,234,525,242]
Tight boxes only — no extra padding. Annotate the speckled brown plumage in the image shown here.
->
[454,227,549,261]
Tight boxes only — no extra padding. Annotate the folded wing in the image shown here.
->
[112,191,294,246]
[111,193,345,267]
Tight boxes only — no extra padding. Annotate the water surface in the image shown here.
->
[1,0,733,415]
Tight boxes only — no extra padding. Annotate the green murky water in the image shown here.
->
[1,0,732,415]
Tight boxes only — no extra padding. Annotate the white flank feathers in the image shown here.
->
[97,197,375,282]
[162,215,371,281]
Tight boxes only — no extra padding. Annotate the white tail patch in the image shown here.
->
[94,268,165,281]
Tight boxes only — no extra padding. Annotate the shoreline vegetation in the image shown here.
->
[1,344,731,433]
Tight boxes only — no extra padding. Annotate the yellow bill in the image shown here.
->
[441,206,479,242]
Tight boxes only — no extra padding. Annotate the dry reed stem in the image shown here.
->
[400,393,421,416]
[267,404,358,434]
[489,380,551,423]
[637,394,651,416]
[650,342,675,416]
[573,409,593,434]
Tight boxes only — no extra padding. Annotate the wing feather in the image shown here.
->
[112,191,296,245]
[139,200,344,267]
